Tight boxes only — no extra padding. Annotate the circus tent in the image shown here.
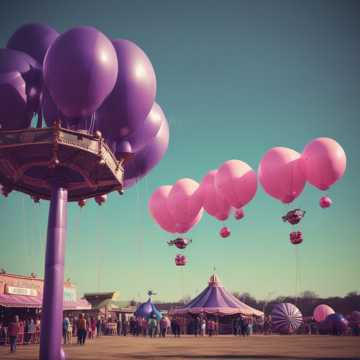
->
[171,274,263,317]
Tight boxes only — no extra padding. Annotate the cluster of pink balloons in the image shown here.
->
[148,159,258,235]
[201,160,257,224]
[148,178,203,234]
[258,137,346,207]
[149,137,346,235]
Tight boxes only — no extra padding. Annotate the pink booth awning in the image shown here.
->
[0,294,42,308]
[0,294,91,310]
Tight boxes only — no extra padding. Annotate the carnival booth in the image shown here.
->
[0,272,90,345]
[0,272,90,314]
[170,274,263,334]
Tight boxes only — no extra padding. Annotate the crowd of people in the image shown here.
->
[0,316,40,352]
[1,312,359,353]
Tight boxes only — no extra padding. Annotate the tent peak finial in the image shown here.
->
[208,273,221,286]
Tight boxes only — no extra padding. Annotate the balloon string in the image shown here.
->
[36,109,43,128]
[22,197,30,273]
[96,208,101,292]
[90,113,95,134]
[31,201,40,273]
[68,205,81,280]
[135,181,144,296]
[181,266,185,301]
[295,246,300,302]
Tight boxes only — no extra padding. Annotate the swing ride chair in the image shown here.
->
[0,121,125,201]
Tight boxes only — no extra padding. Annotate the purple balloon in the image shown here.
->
[7,23,59,64]
[41,87,93,130]
[123,102,164,152]
[0,72,32,130]
[134,298,162,320]
[271,303,303,334]
[44,27,118,118]
[350,311,360,324]
[96,39,156,139]
[0,48,40,74]
[123,177,138,189]
[0,48,42,114]
[124,115,169,180]
[325,313,348,334]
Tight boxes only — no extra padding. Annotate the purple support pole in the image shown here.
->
[39,185,67,360]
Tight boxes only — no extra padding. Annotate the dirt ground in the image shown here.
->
[0,335,359,360]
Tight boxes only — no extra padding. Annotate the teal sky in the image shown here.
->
[0,0,359,303]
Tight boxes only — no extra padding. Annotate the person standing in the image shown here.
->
[201,319,206,336]
[91,318,97,338]
[207,319,215,337]
[28,318,36,344]
[8,316,19,353]
[159,315,167,338]
[63,317,70,344]
[171,318,180,337]
[171,318,176,337]
[247,317,253,336]
[235,315,243,336]
[241,317,248,336]
[35,317,41,344]
[18,319,24,345]
[141,318,147,336]
[24,318,30,344]
[77,314,87,345]
[122,319,128,336]
[148,316,157,338]
[96,317,101,337]
[0,321,7,345]
[175,318,181,337]
[116,317,122,336]
[194,316,200,336]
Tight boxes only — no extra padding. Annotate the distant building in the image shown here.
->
[83,292,136,320]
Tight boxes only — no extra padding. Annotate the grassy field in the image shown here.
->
[0,335,359,360]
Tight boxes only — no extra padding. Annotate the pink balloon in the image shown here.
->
[176,208,203,233]
[200,170,231,221]
[234,208,245,220]
[148,185,177,233]
[220,226,231,238]
[319,196,332,209]
[313,304,335,323]
[168,178,203,225]
[258,147,305,204]
[302,137,346,191]
[215,160,257,209]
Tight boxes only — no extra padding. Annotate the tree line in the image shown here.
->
[232,291,360,316]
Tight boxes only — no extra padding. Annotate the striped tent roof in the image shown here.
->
[171,274,263,317]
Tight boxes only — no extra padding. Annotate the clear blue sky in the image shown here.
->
[0,0,359,303]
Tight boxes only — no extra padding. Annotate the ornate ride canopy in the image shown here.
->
[0,123,124,201]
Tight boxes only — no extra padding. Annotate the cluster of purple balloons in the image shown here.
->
[0,23,169,187]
